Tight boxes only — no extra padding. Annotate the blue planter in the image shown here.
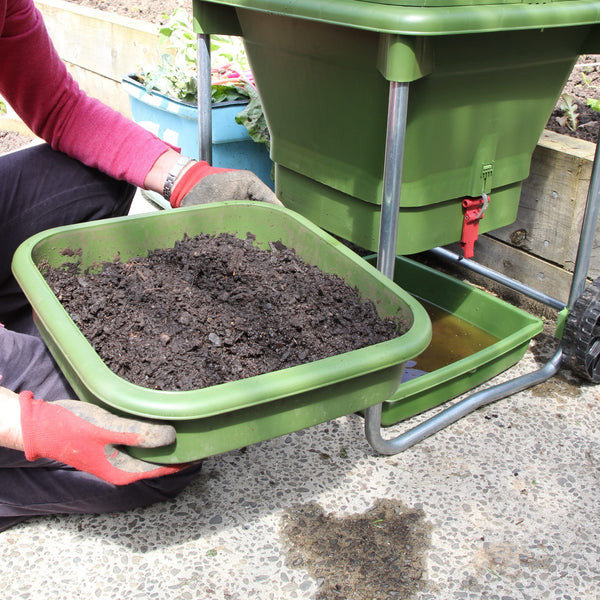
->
[121,75,273,189]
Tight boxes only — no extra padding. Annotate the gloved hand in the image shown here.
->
[18,391,183,486]
[170,161,283,208]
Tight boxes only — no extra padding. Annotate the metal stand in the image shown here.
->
[197,33,212,164]
[364,80,600,455]
[568,138,600,306]
[376,81,409,281]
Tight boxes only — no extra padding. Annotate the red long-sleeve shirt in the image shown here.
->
[0,0,169,187]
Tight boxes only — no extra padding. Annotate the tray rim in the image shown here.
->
[364,254,544,400]
[12,201,432,420]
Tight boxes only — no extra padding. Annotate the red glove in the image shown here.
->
[19,391,183,486]
[170,160,282,208]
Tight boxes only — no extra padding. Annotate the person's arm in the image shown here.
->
[0,384,186,485]
[0,0,168,188]
[0,0,282,205]
[0,385,22,451]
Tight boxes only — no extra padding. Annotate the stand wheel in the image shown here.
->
[563,277,600,383]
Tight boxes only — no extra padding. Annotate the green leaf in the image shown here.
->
[235,85,270,149]
[559,93,579,132]
[134,8,270,142]
[587,97,600,112]
[211,84,249,104]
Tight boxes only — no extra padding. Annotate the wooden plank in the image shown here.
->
[452,130,599,307]
[63,62,132,116]
[0,115,37,138]
[35,0,163,83]
[489,130,598,278]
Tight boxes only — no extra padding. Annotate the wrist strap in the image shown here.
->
[163,156,194,201]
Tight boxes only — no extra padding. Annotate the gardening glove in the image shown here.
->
[170,160,283,208]
[18,391,183,486]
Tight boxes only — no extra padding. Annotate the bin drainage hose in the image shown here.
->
[364,347,563,456]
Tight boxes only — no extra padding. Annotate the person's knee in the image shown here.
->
[0,326,76,400]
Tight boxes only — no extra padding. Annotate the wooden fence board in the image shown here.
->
[489,130,598,279]
[35,0,163,112]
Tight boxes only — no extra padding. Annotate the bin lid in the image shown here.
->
[199,0,600,34]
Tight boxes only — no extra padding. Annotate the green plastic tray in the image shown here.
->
[195,0,600,253]
[12,202,431,463]
[366,255,543,426]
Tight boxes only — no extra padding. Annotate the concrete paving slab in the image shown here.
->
[1,326,598,599]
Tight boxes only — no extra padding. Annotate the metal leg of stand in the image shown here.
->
[364,80,410,451]
[366,349,563,455]
[197,33,212,164]
[364,80,600,456]
[375,81,409,280]
[568,139,600,308]
[429,247,567,312]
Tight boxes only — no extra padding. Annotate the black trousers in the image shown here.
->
[0,144,201,532]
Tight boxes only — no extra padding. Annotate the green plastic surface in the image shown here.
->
[195,0,600,35]
[195,4,599,253]
[365,256,543,426]
[277,168,524,254]
[358,0,568,6]
[11,203,431,463]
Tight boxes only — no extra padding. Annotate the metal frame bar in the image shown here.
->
[197,33,213,164]
[366,348,563,455]
[364,80,600,455]
[428,247,567,312]
[568,139,600,308]
[376,81,410,281]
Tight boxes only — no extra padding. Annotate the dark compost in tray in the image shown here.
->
[42,232,404,391]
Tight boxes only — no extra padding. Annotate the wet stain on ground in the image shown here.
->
[280,498,432,599]
[529,374,582,399]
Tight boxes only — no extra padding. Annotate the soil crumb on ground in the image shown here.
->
[281,499,432,600]
[42,232,404,391]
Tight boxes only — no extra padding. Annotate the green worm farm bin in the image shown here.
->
[11,202,431,464]
[366,255,543,426]
[195,0,600,253]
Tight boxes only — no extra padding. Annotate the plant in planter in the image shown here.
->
[121,8,272,195]
[588,98,600,111]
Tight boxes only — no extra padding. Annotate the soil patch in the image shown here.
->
[65,0,191,24]
[281,499,432,600]
[41,232,403,391]
[546,54,600,143]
